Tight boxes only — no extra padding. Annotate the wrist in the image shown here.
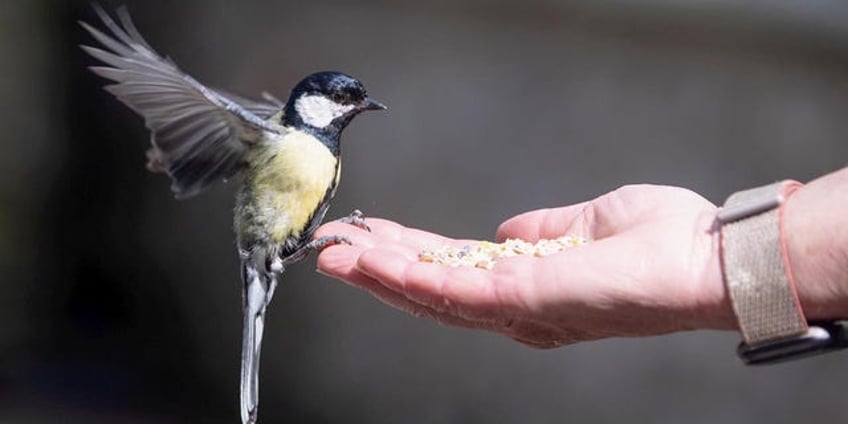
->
[784,170,848,320]
[694,207,738,331]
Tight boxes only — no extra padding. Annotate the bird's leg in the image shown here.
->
[338,209,370,232]
[279,235,352,268]
[276,210,368,269]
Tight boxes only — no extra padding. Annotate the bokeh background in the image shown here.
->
[3,0,848,422]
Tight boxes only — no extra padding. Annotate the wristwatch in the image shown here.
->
[717,181,848,365]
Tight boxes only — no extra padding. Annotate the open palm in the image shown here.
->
[316,185,734,347]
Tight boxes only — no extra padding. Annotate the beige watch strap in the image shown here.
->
[718,181,806,346]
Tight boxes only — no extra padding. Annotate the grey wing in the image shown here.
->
[80,5,281,199]
[213,88,284,121]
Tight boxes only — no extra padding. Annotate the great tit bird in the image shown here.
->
[80,6,386,424]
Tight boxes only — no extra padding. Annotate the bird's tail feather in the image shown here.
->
[240,262,276,424]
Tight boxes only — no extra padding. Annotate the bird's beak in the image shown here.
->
[360,97,388,111]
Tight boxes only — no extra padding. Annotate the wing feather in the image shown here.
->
[81,5,283,198]
[212,88,285,120]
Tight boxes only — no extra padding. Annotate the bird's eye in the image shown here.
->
[331,93,346,103]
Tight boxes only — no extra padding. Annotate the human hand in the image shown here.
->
[316,185,736,348]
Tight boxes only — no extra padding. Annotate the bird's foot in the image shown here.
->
[338,209,370,232]
[279,235,352,268]
[308,234,353,251]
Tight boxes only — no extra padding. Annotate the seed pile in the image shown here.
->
[418,236,587,270]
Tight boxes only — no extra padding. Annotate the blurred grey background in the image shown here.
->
[2,0,848,422]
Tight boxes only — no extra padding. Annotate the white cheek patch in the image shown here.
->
[294,95,356,128]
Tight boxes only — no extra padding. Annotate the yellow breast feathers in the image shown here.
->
[249,130,340,242]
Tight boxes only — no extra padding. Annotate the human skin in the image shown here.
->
[315,167,848,348]
[784,167,848,320]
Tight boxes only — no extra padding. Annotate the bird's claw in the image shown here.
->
[338,209,371,232]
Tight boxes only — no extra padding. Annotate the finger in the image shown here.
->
[317,218,488,293]
[318,245,498,330]
[351,274,515,333]
[496,202,590,242]
[317,218,473,252]
[316,242,368,280]
[319,247,437,315]
[357,248,521,326]
[316,218,438,258]
[354,248,589,342]
[314,219,380,245]
[317,243,436,315]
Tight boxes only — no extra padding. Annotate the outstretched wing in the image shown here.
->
[214,88,284,121]
[80,5,282,199]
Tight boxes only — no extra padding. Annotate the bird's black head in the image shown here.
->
[283,71,386,145]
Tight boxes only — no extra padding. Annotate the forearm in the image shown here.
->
[784,166,848,320]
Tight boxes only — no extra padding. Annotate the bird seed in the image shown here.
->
[418,236,587,270]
